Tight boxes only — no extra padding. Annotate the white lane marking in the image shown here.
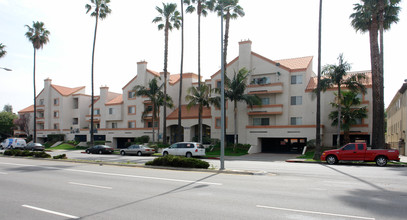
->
[0,161,222,186]
[22,205,79,219]
[68,182,112,189]
[0,172,7,174]
[256,205,375,220]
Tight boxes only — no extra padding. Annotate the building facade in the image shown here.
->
[386,81,407,155]
[16,41,374,152]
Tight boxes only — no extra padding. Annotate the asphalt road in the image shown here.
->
[1,156,407,220]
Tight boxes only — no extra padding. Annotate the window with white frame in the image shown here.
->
[94,109,100,115]
[290,117,302,125]
[291,75,303,84]
[128,106,136,114]
[253,118,270,126]
[291,96,302,105]
[53,111,59,118]
[53,98,59,106]
[39,99,44,105]
[109,108,114,115]
[112,122,118,128]
[128,91,136,99]
[355,118,362,125]
[128,121,135,128]
[261,98,270,105]
[73,118,78,125]
[53,123,59,129]
[251,76,271,85]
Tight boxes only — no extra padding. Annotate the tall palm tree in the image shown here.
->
[0,43,6,58]
[214,0,244,75]
[134,78,164,144]
[186,83,220,142]
[177,0,186,143]
[25,21,50,143]
[319,54,366,147]
[185,0,215,143]
[224,68,261,150]
[350,0,400,148]
[153,3,181,145]
[85,0,111,146]
[314,0,323,160]
[329,91,368,144]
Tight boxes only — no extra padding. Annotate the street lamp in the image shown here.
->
[0,67,12,71]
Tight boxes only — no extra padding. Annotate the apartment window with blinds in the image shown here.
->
[261,98,270,105]
[253,118,270,126]
[128,121,136,128]
[112,122,118,128]
[128,106,136,114]
[291,75,303,84]
[291,96,302,105]
[128,91,136,99]
[290,117,302,125]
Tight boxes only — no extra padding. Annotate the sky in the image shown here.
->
[0,0,406,113]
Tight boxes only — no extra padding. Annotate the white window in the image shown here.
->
[253,118,270,126]
[128,106,136,114]
[291,96,302,105]
[109,108,114,115]
[355,118,362,125]
[53,124,59,129]
[73,118,78,125]
[291,75,303,84]
[147,121,158,128]
[53,111,59,118]
[94,109,100,115]
[290,117,302,125]
[128,91,136,99]
[53,98,59,105]
[251,77,271,85]
[128,121,135,128]
[112,122,118,128]
[39,99,44,105]
[261,98,270,105]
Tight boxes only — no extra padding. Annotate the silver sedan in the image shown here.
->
[120,145,155,156]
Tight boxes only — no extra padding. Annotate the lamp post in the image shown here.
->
[0,67,12,71]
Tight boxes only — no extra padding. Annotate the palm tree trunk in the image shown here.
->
[198,4,202,144]
[233,101,237,151]
[33,48,37,142]
[222,12,231,147]
[152,104,156,143]
[163,25,169,145]
[369,15,381,149]
[90,15,99,146]
[377,0,385,148]
[314,0,323,160]
[178,0,184,143]
[336,85,342,147]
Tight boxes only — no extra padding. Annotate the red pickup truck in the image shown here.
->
[321,143,400,166]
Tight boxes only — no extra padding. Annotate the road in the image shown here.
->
[1,155,407,220]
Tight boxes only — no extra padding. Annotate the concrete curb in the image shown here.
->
[285,159,407,167]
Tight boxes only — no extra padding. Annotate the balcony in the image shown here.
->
[247,104,283,115]
[247,82,283,95]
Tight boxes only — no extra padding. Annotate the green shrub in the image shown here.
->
[66,140,79,145]
[3,149,51,158]
[53,154,67,159]
[33,151,51,158]
[47,134,65,142]
[145,155,209,169]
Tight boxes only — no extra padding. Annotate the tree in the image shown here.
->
[350,0,400,148]
[319,54,366,147]
[314,0,323,160]
[14,113,30,137]
[186,83,220,142]
[133,78,173,144]
[3,104,12,113]
[25,21,50,143]
[85,0,111,146]
[0,111,17,138]
[0,43,6,58]
[177,0,185,142]
[224,68,261,150]
[153,3,181,145]
[185,0,215,143]
[329,91,368,144]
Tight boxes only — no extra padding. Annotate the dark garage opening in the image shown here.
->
[116,138,135,149]
[261,138,307,153]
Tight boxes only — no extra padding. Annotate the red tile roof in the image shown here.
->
[18,105,34,113]
[51,85,85,96]
[275,56,313,71]
[305,71,372,92]
[106,94,123,105]
[167,105,211,120]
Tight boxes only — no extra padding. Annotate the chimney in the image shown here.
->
[44,78,52,88]
[100,86,109,103]
[239,40,252,70]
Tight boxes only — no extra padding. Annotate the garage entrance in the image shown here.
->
[116,138,135,149]
[261,138,307,153]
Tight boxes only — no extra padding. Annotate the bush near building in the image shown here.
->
[145,155,210,169]
[3,149,51,158]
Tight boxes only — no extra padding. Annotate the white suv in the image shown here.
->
[162,142,205,157]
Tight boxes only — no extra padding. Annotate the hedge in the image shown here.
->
[145,155,209,169]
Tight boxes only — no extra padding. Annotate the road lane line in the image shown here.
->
[0,172,7,174]
[22,205,79,219]
[0,161,222,186]
[256,205,375,220]
[68,182,112,189]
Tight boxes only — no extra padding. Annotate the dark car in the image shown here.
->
[24,143,45,151]
[120,144,155,156]
[85,145,114,154]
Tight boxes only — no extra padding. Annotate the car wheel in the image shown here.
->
[137,151,142,156]
[120,151,125,156]
[186,152,192,158]
[326,155,338,165]
[163,151,168,156]
[86,150,90,154]
[375,156,388,167]
[99,150,103,154]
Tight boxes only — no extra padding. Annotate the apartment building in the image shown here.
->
[386,81,407,155]
[16,40,373,152]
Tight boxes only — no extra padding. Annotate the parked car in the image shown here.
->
[120,144,155,156]
[24,143,45,151]
[1,138,26,150]
[85,145,114,154]
[321,142,400,166]
[162,142,205,157]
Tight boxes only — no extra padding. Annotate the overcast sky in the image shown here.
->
[0,0,406,113]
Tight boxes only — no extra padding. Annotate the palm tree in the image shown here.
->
[153,3,181,145]
[186,83,220,142]
[350,0,400,148]
[133,78,172,143]
[177,0,186,142]
[214,0,244,75]
[314,0,323,160]
[0,43,6,58]
[25,21,50,143]
[185,0,215,142]
[224,68,261,150]
[319,54,366,147]
[329,91,368,144]
[85,0,111,146]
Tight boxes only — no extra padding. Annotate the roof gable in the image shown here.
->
[51,85,85,96]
